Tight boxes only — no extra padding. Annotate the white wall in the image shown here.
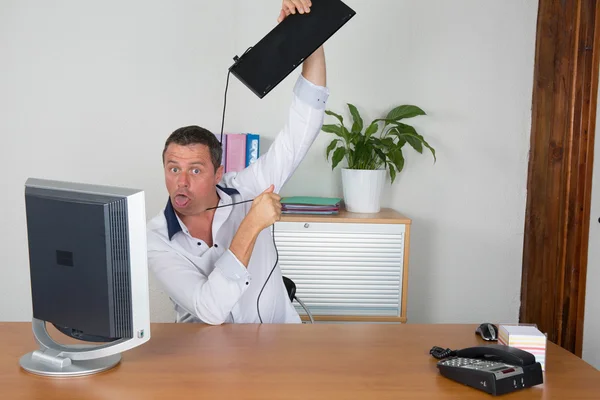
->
[583,87,600,369]
[0,0,538,324]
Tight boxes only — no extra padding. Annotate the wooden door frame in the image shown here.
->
[520,0,600,356]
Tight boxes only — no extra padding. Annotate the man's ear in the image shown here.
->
[214,164,224,184]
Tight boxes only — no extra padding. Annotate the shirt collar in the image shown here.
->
[163,185,240,241]
[164,198,182,241]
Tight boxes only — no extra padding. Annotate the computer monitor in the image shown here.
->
[19,178,151,377]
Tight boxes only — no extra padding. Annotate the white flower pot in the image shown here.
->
[341,168,387,213]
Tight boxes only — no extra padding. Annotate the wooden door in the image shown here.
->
[520,0,600,356]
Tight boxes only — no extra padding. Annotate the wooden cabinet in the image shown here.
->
[275,208,411,323]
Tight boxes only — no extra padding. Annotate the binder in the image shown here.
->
[245,133,260,167]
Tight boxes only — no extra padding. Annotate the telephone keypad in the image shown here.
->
[439,357,506,370]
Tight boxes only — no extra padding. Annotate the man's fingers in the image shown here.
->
[284,1,296,15]
[291,0,306,13]
[300,0,311,12]
[277,9,285,22]
[281,0,310,17]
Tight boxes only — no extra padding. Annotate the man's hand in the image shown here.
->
[229,185,281,267]
[247,184,282,232]
[278,0,312,23]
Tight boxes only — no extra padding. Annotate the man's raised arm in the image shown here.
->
[221,1,330,198]
[301,45,326,87]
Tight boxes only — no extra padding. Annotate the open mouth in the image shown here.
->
[174,194,191,208]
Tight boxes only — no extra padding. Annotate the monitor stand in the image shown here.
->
[19,318,129,377]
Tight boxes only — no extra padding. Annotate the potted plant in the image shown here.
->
[322,103,435,213]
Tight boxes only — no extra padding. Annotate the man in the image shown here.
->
[147,0,328,324]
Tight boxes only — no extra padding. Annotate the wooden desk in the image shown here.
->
[1,323,598,399]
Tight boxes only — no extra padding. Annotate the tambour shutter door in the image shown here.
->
[274,221,405,317]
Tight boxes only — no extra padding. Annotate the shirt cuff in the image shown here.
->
[294,74,329,110]
[215,249,252,283]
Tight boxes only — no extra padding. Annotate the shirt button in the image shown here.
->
[214,244,219,248]
[197,242,202,246]
[246,282,249,285]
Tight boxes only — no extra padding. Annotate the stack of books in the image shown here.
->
[281,197,342,215]
[215,133,260,172]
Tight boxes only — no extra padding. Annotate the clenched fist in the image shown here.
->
[248,184,282,232]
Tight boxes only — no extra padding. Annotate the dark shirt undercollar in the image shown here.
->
[164,185,239,241]
[164,197,182,241]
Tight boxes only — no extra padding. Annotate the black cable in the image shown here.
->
[206,197,279,323]
[257,224,279,323]
[205,199,253,211]
[219,46,252,145]
[219,69,231,145]
[218,45,278,324]
[430,346,457,360]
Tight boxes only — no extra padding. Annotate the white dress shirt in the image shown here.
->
[147,74,329,324]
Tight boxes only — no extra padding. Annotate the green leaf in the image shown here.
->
[321,124,344,137]
[405,135,423,153]
[390,149,405,175]
[386,105,426,121]
[395,128,437,162]
[351,141,364,169]
[421,136,437,163]
[357,139,376,169]
[347,148,355,168]
[341,126,352,143]
[369,135,382,148]
[373,118,403,124]
[325,110,344,125]
[393,122,418,134]
[388,163,397,184]
[349,129,361,145]
[374,147,387,164]
[388,126,421,152]
[382,126,397,139]
[331,147,346,169]
[364,121,378,138]
[348,103,363,133]
[380,137,395,148]
[326,139,341,160]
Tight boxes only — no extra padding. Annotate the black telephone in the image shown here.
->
[430,344,543,396]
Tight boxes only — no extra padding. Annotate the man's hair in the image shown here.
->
[162,125,222,172]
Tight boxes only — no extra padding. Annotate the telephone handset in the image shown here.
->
[431,344,543,396]
[456,344,537,366]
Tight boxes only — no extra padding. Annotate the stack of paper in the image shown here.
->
[498,325,547,371]
[281,197,342,215]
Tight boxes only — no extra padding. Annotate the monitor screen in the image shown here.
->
[229,0,356,98]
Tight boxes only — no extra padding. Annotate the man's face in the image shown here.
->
[163,143,223,216]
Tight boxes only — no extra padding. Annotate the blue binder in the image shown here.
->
[245,133,260,167]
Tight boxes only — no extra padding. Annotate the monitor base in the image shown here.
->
[18,319,135,378]
[19,346,121,377]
